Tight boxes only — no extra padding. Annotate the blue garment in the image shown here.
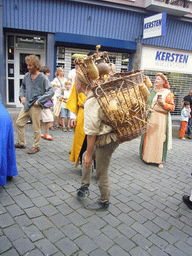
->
[0,103,18,186]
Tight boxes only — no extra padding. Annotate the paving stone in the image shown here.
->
[67,211,88,227]
[22,248,44,256]
[12,237,35,255]
[90,248,109,256]
[56,203,74,215]
[15,214,32,228]
[46,196,64,206]
[101,224,120,240]
[0,236,12,253]
[40,204,59,217]
[101,213,121,227]
[165,244,188,256]
[43,226,65,243]
[87,215,107,229]
[117,213,135,226]
[114,235,135,252]
[148,245,168,256]
[24,189,42,199]
[50,213,71,227]
[25,206,43,218]
[108,245,130,256]
[175,240,192,255]
[148,234,168,250]
[23,225,44,241]
[6,187,22,197]
[0,204,7,214]
[169,226,189,241]
[74,235,98,254]
[55,237,79,256]
[93,233,114,251]
[0,248,20,256]
[132,234,152,250]
[12,194,34,209]
[35,238,58,255]
[32,216,53,230]
[131,222,152,238]
[157,231,179,244]
[80,222,101,238]
[3,224,25,241]
[16,182,33,191]
[128,210,147,224]
[5,203,23,218]
[129,246,150,256]
[144,220,162,233]
[38,188,55,197]
[0,195,15,206]
[116,224,136,239]
[0,213,15,228]
[152,217,171,231]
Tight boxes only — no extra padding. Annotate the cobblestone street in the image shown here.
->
[0,109,192,256]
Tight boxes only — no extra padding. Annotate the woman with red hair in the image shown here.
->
[140,73,175,168]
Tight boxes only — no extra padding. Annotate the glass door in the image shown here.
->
[15,49,45,107]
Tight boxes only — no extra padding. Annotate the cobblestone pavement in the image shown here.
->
[0,109,192,256]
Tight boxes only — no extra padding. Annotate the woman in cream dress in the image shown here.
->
[140,73,175,168]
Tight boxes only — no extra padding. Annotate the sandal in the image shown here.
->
[44,135,54,140]
[50,126,56,131]
[62,128,67,132]
[28,147,40,154]
[67,127,72,132]
[15,143,26,149]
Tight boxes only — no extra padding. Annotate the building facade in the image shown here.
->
[0,0,192,116]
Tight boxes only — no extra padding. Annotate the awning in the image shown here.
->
[55,33,137,53]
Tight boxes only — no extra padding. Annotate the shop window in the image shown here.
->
[16,36,45,50]
[8,36,14,60]
[8,80,14,102]
[121,53,130,72]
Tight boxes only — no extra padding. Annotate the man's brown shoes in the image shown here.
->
[15,143,26,149]
[27,147,40,154]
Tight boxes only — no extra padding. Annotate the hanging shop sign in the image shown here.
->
[141,46,192,74]
[143,12,166,39]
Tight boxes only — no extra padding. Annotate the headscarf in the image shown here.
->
[76,69,90,87]
[156,73,170,89]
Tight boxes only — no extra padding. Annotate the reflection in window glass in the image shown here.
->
[8,64,14,77]
[8,36,14,60]
[8,79,14,102]
[16,36,45,50]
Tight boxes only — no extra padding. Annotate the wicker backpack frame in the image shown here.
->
[92,70,149,143]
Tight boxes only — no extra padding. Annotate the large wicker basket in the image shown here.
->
[92,70,149,143]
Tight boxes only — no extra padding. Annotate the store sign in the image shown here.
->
[143,13,166,39]
[141,46,192,74]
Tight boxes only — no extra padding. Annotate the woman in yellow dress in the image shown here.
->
[66,70,89,168]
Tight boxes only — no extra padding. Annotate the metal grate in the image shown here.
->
[144,70,192,116]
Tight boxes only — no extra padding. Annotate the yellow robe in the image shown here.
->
[66,84,86,168]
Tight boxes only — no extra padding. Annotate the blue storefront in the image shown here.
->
[0,0,192,115]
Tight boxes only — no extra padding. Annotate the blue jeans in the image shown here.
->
[188,117,192,136]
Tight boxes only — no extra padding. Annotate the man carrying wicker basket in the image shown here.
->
[75,68,119,210]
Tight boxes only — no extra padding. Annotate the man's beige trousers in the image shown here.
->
[16,106,42,148]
